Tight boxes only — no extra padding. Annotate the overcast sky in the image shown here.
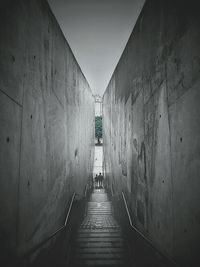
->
[47,0,145,96]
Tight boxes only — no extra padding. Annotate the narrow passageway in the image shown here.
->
[1,1,200,267]
[70,189,130,267]
[93,146,103,177]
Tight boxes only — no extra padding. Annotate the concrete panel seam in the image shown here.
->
[0,88,22,108]
[165,62,175,255]
[52,87,64,109]
[16,72,25,250]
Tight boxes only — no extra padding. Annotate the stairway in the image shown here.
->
[70,189,130,267]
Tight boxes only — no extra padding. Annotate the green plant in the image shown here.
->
[95,116,102,139]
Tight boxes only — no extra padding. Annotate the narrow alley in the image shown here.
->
[0,1,200,267]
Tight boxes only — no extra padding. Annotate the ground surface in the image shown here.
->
[70,189,130,267]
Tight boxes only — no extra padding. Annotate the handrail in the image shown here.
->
[121,191,179,267]
[23,192,76,259]
[84,184,88,197]
[64,192,76,226]
[110,183,114,197]
[122,192,147,240]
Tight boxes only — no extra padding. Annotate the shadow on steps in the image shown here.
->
[112,194,178,267]
[18,198,86,267]
[69,188,131,267]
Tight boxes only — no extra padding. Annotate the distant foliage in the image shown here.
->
[95,116,102,138]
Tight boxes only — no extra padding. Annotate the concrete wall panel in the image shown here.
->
[0,1,27,105]
[0,92,21,255]
[103,0,200,265]
[148,82,173,255]
[0,0,94,262]
[170,83,200,266]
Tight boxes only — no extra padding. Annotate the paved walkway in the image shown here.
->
[70,189,130,267]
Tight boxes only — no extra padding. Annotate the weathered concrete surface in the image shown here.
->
[0,92,21,257]
[0,0,94,263]
[103,0,200,266]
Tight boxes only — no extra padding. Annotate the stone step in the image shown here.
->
[76,237,124,243]
[76,247,125,254]
[87,214,112,216]
[76,242,125,248]
[78,229,121,233]
[76,253,124,259]
[70,189,129,267]
[87,202,111,205]
[74,259,125,266]
[78,232,122,238]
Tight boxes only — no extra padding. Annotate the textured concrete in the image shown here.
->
[0,0,94,263]
[0,92,21,255]
[70,189,130,267]
[103,0,200,266]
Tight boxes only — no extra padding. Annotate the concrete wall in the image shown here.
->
[103,0,200,266]
[0,0,94,262]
